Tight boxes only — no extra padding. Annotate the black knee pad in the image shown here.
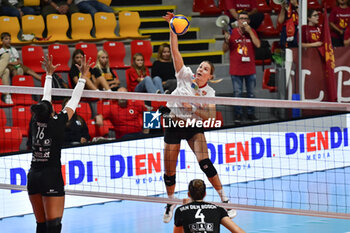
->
[199,158,217,178]
[163,174,176,186]
[46,217,62,233]
[36,222,46,233]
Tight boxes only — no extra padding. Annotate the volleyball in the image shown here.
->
[169,15,190,35]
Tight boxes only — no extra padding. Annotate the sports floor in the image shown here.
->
[1,199,350,233]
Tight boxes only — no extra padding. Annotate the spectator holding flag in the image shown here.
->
[322,6,338,102]
[302,9,323,48]
[277,0,299,49]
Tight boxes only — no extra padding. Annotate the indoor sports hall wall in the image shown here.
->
[1,113,349,218]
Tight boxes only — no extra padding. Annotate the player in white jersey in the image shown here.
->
[162,12,236,223]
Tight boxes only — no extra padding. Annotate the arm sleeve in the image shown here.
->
[65,78,86,111]
[42,75,53,102]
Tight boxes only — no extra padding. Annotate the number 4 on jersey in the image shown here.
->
[195,209,205,223]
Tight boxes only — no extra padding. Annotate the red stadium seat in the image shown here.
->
[52,103,63,113]
[75,102,92,122]
[12,105,32,136]
[130,40,153,67]
[0,108,6,127]
[48,44,71,72]
[255,58,271,66]
[257,0,272,13]
[0,127,22,153]
[97,99,112,116]
[86,119,97,140]
[0,79,15,107]
[269,0,281,13]
[103,41,129,69]
[96,100,114,136]
[193,0,224,16]
[97,120,113,137]
[11,75,36,105]
[75,42,98,64]
[22,45,45,73]
[216,111,224,127]
[151,100,167,111]
[262,68,277,92]
[257,13,279,37]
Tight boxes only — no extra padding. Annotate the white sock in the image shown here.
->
[168,194,175,199]
[217,189,228,202]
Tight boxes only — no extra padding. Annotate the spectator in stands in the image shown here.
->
[223,0,264,30]
[344,25,350,46]
[69,49,111,91]
[41,0,79,19]
[1,32,42,81]
[0,48,12,104]
[302,9,323,48]
[151,43,176,94]
[95,87,149,139]
[75,0,113,17]
[61,98,90,145]
[222,11,260,123]
[0,0,38,18]
[277,0,299,49]
[91,49,120,91]
[329,0,350,47]
[127,53,164,93]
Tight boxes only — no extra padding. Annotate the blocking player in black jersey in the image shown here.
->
[27,55,93,233]
[162,12,235,223]
[174,179,245,233]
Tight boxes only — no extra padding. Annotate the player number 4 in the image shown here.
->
[195,209,205,223]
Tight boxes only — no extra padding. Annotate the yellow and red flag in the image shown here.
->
[322,6,337,102]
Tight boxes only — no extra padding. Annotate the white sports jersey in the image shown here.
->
[167,65,215,120]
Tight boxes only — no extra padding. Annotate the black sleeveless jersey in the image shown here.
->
[29,110,68,169]
[174,201,228,233]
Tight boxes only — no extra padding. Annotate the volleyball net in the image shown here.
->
[0,85,350,219]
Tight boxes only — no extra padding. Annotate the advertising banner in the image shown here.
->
[291,47,350,102]
[1,114,349,218]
